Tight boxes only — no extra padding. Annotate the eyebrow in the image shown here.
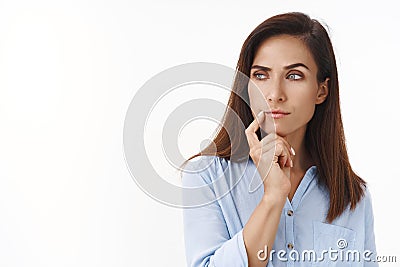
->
[251,63,310,71]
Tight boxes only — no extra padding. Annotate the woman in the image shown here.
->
[181,12,378,267]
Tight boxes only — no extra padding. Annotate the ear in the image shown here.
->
[316,78,330,104]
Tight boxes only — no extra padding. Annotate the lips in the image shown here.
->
[264,109,290,119]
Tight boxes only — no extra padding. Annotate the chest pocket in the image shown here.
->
[313,221,357,267]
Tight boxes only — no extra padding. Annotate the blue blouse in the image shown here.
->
[182,156,378,267]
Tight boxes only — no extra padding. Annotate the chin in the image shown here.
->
[275,130,289,137]
[260,122,288,136]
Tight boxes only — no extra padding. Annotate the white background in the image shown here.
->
[1,0,399,266]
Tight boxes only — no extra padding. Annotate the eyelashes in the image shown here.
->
[287,73,302,80]
[252,73,267,80]
[251,72,304,81]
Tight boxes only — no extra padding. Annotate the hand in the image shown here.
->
[245,111,295,199]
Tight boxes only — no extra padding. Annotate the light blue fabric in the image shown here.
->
[182,156,378,267]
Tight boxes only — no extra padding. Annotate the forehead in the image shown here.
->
[253,34,317,72]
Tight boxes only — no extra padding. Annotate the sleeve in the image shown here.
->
[363,186,379,267]
[181,160,249,267]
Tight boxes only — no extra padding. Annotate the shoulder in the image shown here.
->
[357,183,374,207]
[361,184,375,213]
[181,156,236,207]
[181,155,229,187]
[181,155,253,186]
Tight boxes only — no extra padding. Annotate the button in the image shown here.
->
[287,243,294,249]
[287,210,293,216]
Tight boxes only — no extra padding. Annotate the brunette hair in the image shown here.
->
[182,12,366,223]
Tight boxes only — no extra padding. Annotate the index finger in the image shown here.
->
[245,111,264,147]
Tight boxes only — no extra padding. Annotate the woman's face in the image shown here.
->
[247,34,328,137]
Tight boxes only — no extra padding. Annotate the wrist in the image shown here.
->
[262,193,287,207]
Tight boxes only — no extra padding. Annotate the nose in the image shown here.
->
[265,79,286,103]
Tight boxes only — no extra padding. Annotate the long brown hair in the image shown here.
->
[182,12,366,223]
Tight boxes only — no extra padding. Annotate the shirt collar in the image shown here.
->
[286,165,317,210]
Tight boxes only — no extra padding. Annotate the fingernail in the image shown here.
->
[290,159,293,168]
[290,147,296,156]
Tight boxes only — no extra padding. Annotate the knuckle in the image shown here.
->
[249,147,259,156]
[275,142,283,150]
[275,139,283,146]
[275,145,282,154]
[276,139,289,152]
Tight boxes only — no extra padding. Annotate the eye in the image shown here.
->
[252,72,267,80]
[287,73,302,80]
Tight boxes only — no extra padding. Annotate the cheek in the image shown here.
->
[290,83,318,111]
[295,95,317,121]
[247,83,267,111]
[247,85,260,109]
